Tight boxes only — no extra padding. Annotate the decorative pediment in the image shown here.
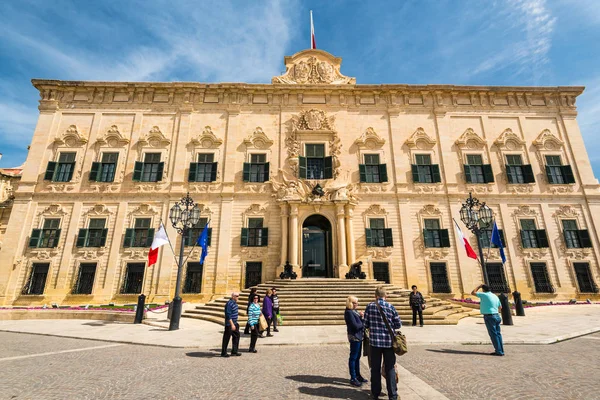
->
[189,126,223,148]
[128,204,158,217]
[37,204,67,217]
[83,204,113,216]
[138,126,171,148]
[533,129,564,150]
[363,204,388,216]
[244,204,268,216]
[420,204,442,216]
[243,127,274,149]
[405,128,436,149]
[292,109,335,132]
[512,205,537,217]
[96,125,130,147]
[54,125,88,147]
[494,128,526,150]
[553,205,579,218]
[272,49,355,85]
[354,127,385,149]
[455,128,486,149]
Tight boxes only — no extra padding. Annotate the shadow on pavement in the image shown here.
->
[286,375,350,386]
[82,321,122,327]
[426,348,491,355]
[297,386,369,399]
[185,351,219,358]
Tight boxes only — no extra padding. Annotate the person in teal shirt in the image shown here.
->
[471,284,505,356]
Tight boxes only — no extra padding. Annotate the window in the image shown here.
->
[245,262,262,289]
[562,220,592,249]
[506,154,535,184]
[90,152,119,182]
[22,263,49,295]
[184,218,211,247]
[423,219,450,248]
[430,262,451,293]
[530,263,554,293]
[241,218,268,247]
[243,154,269,183]
[411,154,441,183]
[366,218,393,247]
[123,218,154,248]
[359,154,388,183]
[299,144,333,179]
[480,228,505,249]
[29,219,61,248]
[183,262,203,293]
[72,263,97,295]
[133,153,164,182]
[520,219,549,249]
[545,155,575,184]
[121,263,145,294]
[574,262,598,293]
[486,263,510,293]
[189,153,217,182]
[464,154,494,184]
[373,262,390,284]
[44,152,76,182]
[76,219,108,248]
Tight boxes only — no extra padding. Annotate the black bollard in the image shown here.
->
[134,294,146,324]
[498,293,513,326]
[512,291,525,316]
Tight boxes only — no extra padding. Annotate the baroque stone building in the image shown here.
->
[1,49,599,306]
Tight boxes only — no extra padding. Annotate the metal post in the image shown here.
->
[474,227,489,286]
[513,291,525,316]
[134,294,146,324]
[169,227,186,331]
[498,293,513,325]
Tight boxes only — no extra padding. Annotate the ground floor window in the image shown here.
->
[574,262,598,293]
[72,263,97,295]
[245,262,262,289]
[486,263,510,293]
[22,263,49,295]
[430,262,451,293]
[530,263,554,293]
[372,262,390,283]
[183,262,203,294]
[121,263,145,294]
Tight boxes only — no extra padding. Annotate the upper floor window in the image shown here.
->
[299,144,333,179]
[76,218,108,248]
[359,154,388,183]
[133,153,164,183]
[29,218,61,248]
[520,219,548,248]
[243,153,270,183]
[506,154,534,184]
[189,153,217,182]
[44,152,76,182]
[411,154,441,183]
[184,217,212,247]
[480,227,505,248]
[464,154,494,184]
[423,219,450,248]
[90,152,119,183]
[365,218,393,247]
[562,219,592,249]
[124,218,154,248]
[241,218,268,247]
[545,155,575,184]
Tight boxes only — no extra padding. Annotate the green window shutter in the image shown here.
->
[210,162,218,182]
[499,229,506,248]
[123,228,134,248]
[188,162,198,182]
[464,165,472,183]
[44,161,57,181]
[241,227,249,246]
[67,162,76,181]
[89,162,100,181]
[264,162,270,181]
[411,165,420,183]
[76,229,88,248]
[29,229,42,248]
[562,165,575,184]
[207,228,213,247]
[506,166,516,184]
[261,227,269,246]
[536,230,549,248]
[100,228,108,247]
[520,230,528,248]
[440,229,451,247]
[379,164,388,183]
[482,164,495,183]
[365,228,373,247]
[431,165,441,183]
[522,164,535,183]
[132,162,143,182]
[242,162,250,182]
[383,228,393,247]
[184,229,193,246]
[51,229,61,248]
[359,164,367,183]
[146,228,155,247]
[578,230,592,248]
[156,162,164,181]
[323,156,333,179]
[545,165,555,184]
[299,156,307,179]
[423,229,432,248]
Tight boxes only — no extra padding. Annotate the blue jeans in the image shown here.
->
[483,314,504,355]
[348,340,362,380]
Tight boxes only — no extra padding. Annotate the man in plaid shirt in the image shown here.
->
[364,286,402,400]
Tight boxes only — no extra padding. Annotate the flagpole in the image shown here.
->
[310,10,313,49]
[160,219,180,264]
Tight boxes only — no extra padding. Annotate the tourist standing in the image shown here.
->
[409,285,425,327]
[245,288,260,334]
[364,286,402,400]
[271,287,280,332]
[247,294,261,353]
[345,296,367,387]
[221,292,241,357]
[471,284,504,356]
[262,288,274,337]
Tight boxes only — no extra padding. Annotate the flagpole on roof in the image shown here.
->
[310,10,316,49]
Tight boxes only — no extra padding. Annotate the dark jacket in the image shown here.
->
[344,308,364,341]
[409,291,425,308]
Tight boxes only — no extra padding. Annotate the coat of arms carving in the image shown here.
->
[272,50,355,85]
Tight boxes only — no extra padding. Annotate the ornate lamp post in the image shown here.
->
[459,192,494,286]
[168,193,201,331]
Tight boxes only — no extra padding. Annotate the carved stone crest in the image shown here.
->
[293,109,334,131]
[272,50,355,85]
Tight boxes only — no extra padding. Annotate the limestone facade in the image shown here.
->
[1,49,599,305]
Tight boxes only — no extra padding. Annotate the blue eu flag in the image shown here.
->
[491,221,506,264]
[197,221,210,265]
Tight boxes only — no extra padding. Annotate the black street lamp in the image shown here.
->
[459,192,493,286]
[168,193,201,331]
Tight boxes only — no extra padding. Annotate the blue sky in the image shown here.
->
[0,0,598,177]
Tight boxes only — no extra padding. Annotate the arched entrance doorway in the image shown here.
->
[302,214,332,278]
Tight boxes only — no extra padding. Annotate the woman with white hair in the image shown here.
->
[345,295,367,387]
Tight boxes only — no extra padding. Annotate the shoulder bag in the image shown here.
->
[376,301,408,356]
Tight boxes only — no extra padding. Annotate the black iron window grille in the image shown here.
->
[90,152,118,182]
[123,218,154,248]
[486,263,510,293]
[530,262,554,293]
[411,154,441,183]
[243,154,269,183]
[133,153,164,182]
[189,153,217,182]
[44,152,76,182]
[72,263,97,295]
[22,263,50,295]
[373,262,390,284]
[574,262,599,293]
[430,262,451,293]
[121,263,145,294]
[29,219,61,248]
[183,262,203,294]
[245,262,262,289]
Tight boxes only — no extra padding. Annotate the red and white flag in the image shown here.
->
[148,223,169,267]
[310,10,316,49]
[454,219,477,260]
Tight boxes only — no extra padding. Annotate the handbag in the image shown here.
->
[381,361,399,383]
[258,314,268,331]
[376,301,408,356]
[277,313,284,326]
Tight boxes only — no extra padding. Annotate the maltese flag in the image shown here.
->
[148,223,169,267]
[310,10,316,49]
[454,219,478,260]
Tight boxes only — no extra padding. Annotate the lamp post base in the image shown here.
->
[168,296,183,331]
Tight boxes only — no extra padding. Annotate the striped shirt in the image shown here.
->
[247,303,261,326]
[364,298,402,348]
[224,299,239,326]
[272,294,280,309]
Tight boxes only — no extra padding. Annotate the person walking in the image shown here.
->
[247,294,261,353]
[364,286,402,400]
[262,288,274,337]
[221,292,241,357]
[471,284,504,356]
[345,296,368,387]
[271,287,280,332]
[245,288,260,334]
[409,285,425,327]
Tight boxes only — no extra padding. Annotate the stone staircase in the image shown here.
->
[183,279,478,326]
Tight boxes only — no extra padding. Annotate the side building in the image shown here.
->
[0,49,599,306]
